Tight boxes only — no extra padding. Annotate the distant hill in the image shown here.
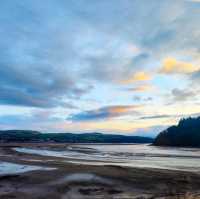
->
[0,130,153,143]
[153,117,200,147]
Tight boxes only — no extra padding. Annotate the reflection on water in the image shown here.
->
[0,161,56,175]
[14,144,200,172]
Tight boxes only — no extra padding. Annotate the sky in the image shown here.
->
[1,0,200,137]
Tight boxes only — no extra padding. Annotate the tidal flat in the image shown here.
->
[0,143,200,199]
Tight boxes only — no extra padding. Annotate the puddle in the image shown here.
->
[61,173,113,185]
[0,161,56,175]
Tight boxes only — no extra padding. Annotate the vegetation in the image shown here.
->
[154,117,200,147]
[0,130,153,143]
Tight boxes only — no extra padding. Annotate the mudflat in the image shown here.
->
[0,143,200,199]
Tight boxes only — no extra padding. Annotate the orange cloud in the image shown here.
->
[68,105,142,122]
[128,84,155,92]
[159,57,198,74]
[122,72,151,84]
[108,105,141,114]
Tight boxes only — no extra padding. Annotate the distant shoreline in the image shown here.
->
[0,130,154,144]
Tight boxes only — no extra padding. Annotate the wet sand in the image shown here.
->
[0,143,200,199]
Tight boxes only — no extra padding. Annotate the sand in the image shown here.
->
[0,143,200,199]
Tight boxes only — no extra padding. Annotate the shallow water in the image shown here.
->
[62,173,113,185]
[14,144,200,172]
[0,161,56,175]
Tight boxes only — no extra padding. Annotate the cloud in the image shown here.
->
[0,0,200,132]
[133,96,142,101]
[159,58,198,74]
[0,81,89,108]
[144,97,153,101]
[67,105,141,122]
[121,72,151,84]
[0,1,148,108]
[187,0,200,2]
[133,96,153,102]
[0,3,94,108]
[0,110,61,130]
[171,88,197,101]
[140,115,172,120]
[81,39,142,83]
[127,84,155,92]
[191,69,200,82]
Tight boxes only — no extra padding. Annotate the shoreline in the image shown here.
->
[0,143,200,199]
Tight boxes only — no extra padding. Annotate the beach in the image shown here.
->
[0,143,200,199]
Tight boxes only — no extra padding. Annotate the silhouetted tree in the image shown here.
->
[154,117,200,147]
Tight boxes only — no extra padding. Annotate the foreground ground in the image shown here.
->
[0,143,200,199]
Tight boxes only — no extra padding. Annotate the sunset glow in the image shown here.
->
[1,0,200,137]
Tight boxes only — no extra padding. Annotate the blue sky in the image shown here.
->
[1,0,200,136]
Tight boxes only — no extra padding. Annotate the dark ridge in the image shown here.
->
[0,130,153,144]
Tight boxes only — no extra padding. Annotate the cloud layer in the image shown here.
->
[1,0,200,135]
[68,105,140,122]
